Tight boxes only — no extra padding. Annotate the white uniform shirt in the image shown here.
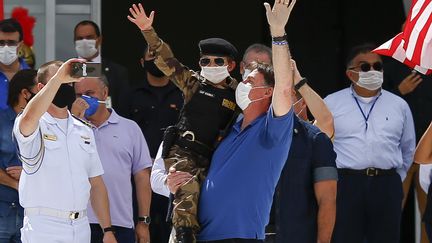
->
[13,112,104,211]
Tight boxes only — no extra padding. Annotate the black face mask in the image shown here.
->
[52,84,76,108]
[143,60,165,78]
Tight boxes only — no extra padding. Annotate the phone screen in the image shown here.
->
[71,62,102,78]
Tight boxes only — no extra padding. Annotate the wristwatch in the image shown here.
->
[103,226,115,234]
[294,77,308,91]
[138,216,151,225]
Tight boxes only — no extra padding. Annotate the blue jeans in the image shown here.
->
[0,202,23,243]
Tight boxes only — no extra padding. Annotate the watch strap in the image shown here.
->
[294,78,308,91]
[103,226,115,234]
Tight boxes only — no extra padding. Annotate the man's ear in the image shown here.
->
[346,69,358,82]
[37,83,44,91]
[265,87,274,97]
[103,86,109,100]
[228,60,236,72]
[96,35,103,49]
[239,61,246,75]
[20,88,30,99]
[140,58,144,67]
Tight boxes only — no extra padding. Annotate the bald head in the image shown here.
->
[74,76,108,101]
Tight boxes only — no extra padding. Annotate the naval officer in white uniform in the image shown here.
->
[13,59,117,243]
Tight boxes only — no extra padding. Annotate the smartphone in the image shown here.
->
[71,62,102,78]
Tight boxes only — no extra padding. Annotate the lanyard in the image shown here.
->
[352,93,381,131]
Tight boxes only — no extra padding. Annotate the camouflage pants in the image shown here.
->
[164,144,209,233]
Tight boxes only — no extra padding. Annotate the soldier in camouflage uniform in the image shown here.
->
[128,4,239,243]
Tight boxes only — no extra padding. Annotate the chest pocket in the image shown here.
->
[43,138,62,150]
[79,140,96,154]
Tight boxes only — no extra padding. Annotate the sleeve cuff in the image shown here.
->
[314,166,338,182]
[13,116,40,144]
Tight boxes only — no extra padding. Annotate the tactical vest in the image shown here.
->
[176,82,237,149]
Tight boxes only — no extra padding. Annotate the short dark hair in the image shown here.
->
[97,74,109,88]
[74,20,101,39]
[8,69,37,107]
[242,43,272,64]
[346,43,377,68]
[249,61,275,87]
[37,60,63,84]
[0,18,23,41]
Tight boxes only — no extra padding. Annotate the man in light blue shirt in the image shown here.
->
[324,43,415,243]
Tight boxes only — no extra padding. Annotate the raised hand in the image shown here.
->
[127,3,155,31]
[52,58,86,84]
[398,71,423,95]
[264,0,297,36]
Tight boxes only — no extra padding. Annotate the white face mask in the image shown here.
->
[75,39,98,59]
[200,66,230,84]
[356,70,383,91]
[0,46,18,65]
[242,68,252,81]
[235,82,270,110]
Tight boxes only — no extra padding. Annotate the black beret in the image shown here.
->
[198,38,238,59]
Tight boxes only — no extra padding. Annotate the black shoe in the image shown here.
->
[176,226,195,243]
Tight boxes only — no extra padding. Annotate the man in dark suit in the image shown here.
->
[73,20,129,110]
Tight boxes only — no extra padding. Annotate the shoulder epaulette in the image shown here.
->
[72,114,95,128]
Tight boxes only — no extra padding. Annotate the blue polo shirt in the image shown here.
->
[0,58,30,110]
[198,107,294,241]
[271,116,338,243]
[0,107,23,216]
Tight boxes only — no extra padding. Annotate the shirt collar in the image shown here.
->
[78,52,101,63]
[106,109,120,124]
[43,111,77,126]
[350,85,381,99]
[233,111,267,133]
[96,109,120,129]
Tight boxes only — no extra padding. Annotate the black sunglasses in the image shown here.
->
[199,57,226,67]
[0,40,19,46]
[350,62,383,72]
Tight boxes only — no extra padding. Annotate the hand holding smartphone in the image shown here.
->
[70,62,102,78]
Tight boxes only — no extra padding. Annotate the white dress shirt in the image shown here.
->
[150,142,170,197]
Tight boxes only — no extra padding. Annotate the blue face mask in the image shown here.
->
[81,95,105,117]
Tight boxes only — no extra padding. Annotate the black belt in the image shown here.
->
[338,167,397,176]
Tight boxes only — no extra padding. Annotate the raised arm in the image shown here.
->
[292,60,334,138]
[19,59,84,136]
[264,0,296,117]
[415,121,432,164]
[127,3,196,94]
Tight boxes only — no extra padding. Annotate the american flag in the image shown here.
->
[373,0,432,74]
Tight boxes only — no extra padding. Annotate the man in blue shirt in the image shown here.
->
[0,69,37,242]
[197,1,296,242]
[266,60,337,243]
[324,43,416,243]
[0,18,30,110]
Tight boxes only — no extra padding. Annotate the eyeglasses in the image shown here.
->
[0,40,19,46]
[350,62,383,72]
[199,57,226,67]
